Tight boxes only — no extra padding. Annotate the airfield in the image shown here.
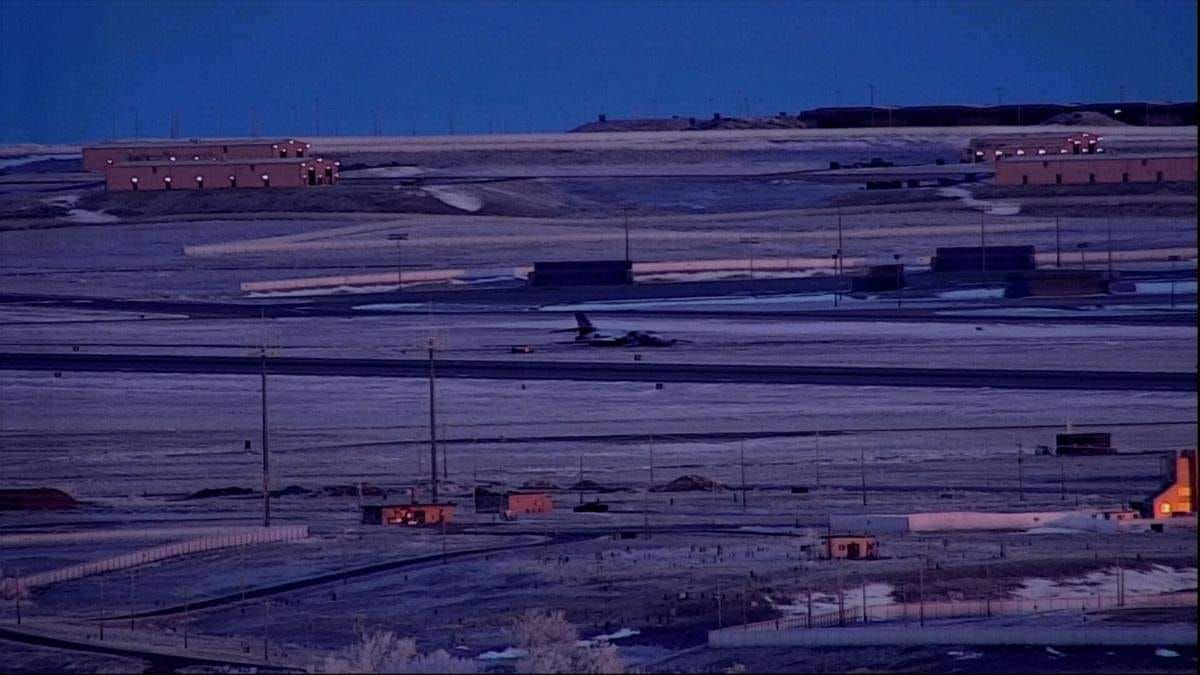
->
[0,125,1196,672]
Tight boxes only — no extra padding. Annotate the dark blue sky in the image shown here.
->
[1,0,1195,142]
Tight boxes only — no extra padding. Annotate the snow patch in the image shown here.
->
[424,185,483,212]
[1012,565,1197,601]
[1045,646,1066,657]
[1155,648,1180,658]
[477,647,527,660]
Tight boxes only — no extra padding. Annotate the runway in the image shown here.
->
[2,352,1192,391]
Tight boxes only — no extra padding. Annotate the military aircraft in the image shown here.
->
[555,312,687,347]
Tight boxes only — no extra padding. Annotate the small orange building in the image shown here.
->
[82,138,312,172]
[822,534,878,560]
[505,492,554,516]
[361,503,455,526]
[1152,450,1196,519]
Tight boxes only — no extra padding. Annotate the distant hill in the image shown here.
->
[570,101,1197,132]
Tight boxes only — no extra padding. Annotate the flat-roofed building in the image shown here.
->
[361,503,455,527]
[83,138,312,172]
[963,132,1104,163]
[1151,450,1196,519]
[105,156,338,191]
[995,153,1197,186]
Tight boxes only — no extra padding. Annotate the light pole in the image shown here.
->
[428,337,439,504]
[1077,242,1089,270]
[832,252,841,307]
[836,206,844,272]
[260,345,270,528]
[893,253,902,309]
[1054,217,1062,267]
[387,233,408,292]
[740,236,760,279]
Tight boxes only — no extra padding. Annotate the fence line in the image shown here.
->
[718,591,1198,636]
[16,525,309,589]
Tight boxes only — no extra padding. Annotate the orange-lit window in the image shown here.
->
[1160,503,1172,514]
[1179,487,1192,497]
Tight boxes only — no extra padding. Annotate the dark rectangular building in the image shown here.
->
[931,246,1036,273]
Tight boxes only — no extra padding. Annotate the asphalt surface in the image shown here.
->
[2,352,1192,391]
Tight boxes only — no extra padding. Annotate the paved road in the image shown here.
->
[2,352,1192,391]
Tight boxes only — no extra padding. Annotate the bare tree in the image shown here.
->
[313,630,476,674]
[512,609,623,674]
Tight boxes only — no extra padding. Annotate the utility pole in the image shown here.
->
[428,338,439,503]
[868,84,876,126]
[388,233,407,292]
[837,206,844,268]
[1054,217,1062,267]
[578,455,584,505]
[832,253,840,307]
[261,345,271,528]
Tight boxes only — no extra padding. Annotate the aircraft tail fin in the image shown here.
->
[574,312,594,331]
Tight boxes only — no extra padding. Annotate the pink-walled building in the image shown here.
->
[83,138,313,172]
[963,132,1104,163]
[994,153,1197,186]
[105,156,339,191]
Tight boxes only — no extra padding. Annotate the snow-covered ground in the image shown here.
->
[1012,565,1197,601]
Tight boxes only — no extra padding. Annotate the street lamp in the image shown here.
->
[387,233,409,292]
[1077,242,1089,270]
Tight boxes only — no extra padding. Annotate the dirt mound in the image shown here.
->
[521,479,560,491]
[183,486,255,500]
[566,479,624,493]
[571,115,808,133]
[184,485,311,500]
[0,488,78,510]
[270,485,312,498]
[650,474,727,492]
[1040,111,1127,126]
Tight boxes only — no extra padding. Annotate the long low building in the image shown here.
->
[105,156,339,191]
[995,153,1197,186]
[83,137,312,172]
